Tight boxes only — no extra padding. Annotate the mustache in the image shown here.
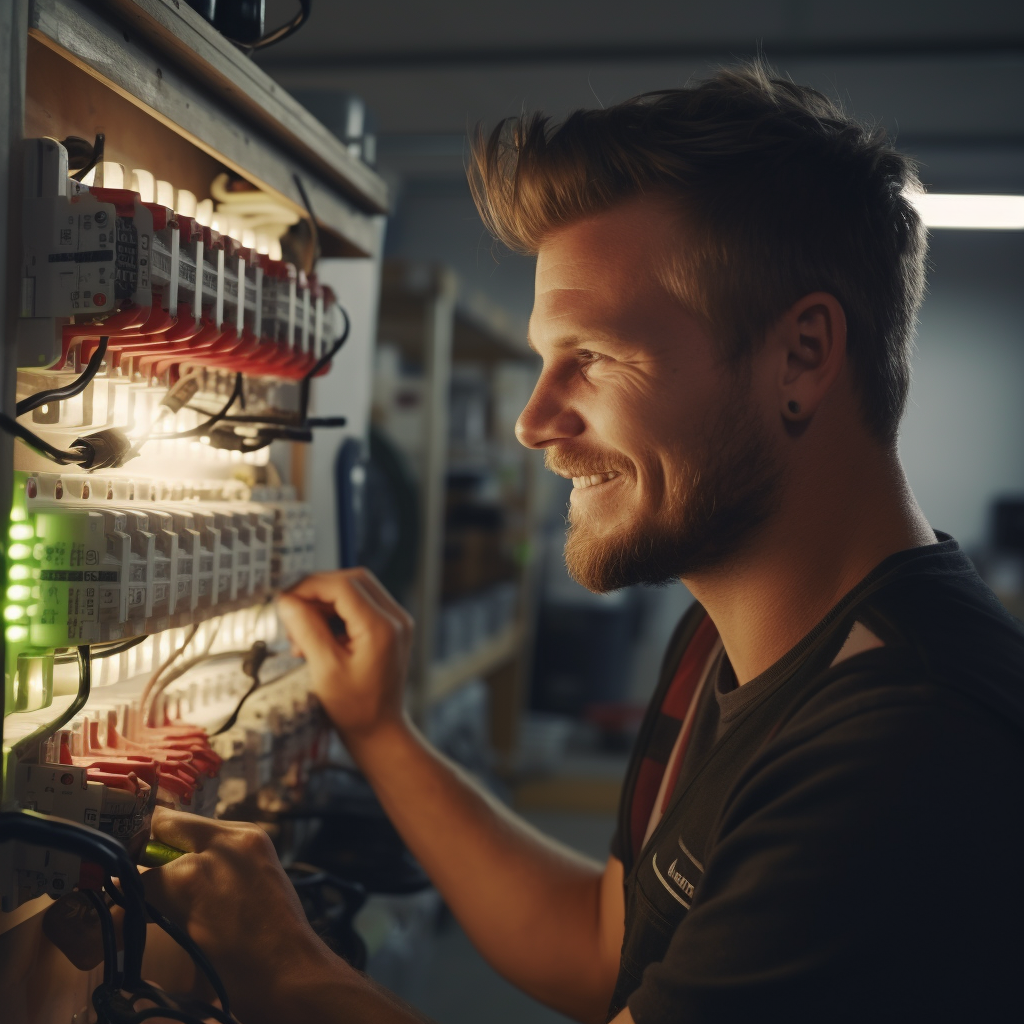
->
[544,446,630,479]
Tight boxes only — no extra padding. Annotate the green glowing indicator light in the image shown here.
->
[5,625,28,642]
[6,585,31,601]
[8,523,34,541]
[4,605,27,622]
[8,565,30,580]
[10,507,26,522]
[8,543,32,560]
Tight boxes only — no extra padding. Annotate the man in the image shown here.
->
[144,65,1024,1023]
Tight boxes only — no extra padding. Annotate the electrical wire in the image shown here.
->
[143,898,233,1017]
[0,809,148,987]
[139,624,200,724]
[144,373,244,443]
[146,647,252,727]
[292,172,321,273]
[17,337,109,416]
[299,309,351,425]
[9,646,92,765]
[228,0,311,51]
[84,889,120,990]
[70,132,104,183]
[53,635,147,664]
[210,642,269,736]
[0,412,91,466]
[104,875,234,1022]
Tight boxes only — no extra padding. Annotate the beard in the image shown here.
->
[554,383,783,593]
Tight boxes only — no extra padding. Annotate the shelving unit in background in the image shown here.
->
[373,261,542,764]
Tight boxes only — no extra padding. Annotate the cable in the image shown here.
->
[228,0,311,52]
[84,889,120,990]
[0,809,148,987]
[142,898,233,1016]
[146,647,253,726]
[69,132,104,183]
[298,309,351,424]
[17,337,109,416]
[53,635,147,664]
[0,411,91,465]
[8,646,92,767]
[292,172,321,273]
[106,876,234,1022]
[145,373,243,443]
[210,642,269,736]
[139,624,200,724]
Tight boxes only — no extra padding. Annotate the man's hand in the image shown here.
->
[276,569,415,745]
[142,808,430,1024]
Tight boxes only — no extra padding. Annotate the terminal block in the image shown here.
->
[4,471,314,715]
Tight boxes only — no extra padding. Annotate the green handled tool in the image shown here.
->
[140,840,186,867]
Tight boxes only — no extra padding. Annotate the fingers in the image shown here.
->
[276,592,346,661]
[289,569,412,633]
[149,805,259,854]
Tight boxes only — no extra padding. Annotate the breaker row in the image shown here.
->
[19,137,344,382]
[4,471,315,714]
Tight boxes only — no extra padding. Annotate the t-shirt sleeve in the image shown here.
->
[627,683,1024,1024]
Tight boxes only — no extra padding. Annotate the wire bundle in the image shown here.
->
[0,811,236,1023]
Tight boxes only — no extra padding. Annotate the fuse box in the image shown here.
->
[0,4,386,1019]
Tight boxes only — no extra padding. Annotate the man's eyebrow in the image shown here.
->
[525,330,622,353]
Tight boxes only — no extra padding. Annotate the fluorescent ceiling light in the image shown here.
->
[910,193,1024,230]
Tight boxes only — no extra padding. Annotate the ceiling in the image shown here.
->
[256,0,1024,190]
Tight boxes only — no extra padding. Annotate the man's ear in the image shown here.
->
[770,292,847,423]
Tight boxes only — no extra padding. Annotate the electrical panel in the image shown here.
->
[3,137,342,917]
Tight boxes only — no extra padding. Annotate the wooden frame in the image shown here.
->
[376,262,542,762]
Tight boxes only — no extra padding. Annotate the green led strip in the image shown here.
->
[4,472,52,716]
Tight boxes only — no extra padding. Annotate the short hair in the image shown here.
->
[468,62,927,444]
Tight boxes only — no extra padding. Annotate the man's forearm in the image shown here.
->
[347,718,620,1023]
[242,952,435,1024]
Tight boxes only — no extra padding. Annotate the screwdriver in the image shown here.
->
[140,840,186,867]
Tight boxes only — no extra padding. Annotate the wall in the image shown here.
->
[900,229,1024,549]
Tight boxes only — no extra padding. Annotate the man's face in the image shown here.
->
[519,198,783,592]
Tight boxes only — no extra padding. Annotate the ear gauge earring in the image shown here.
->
[787,400,801,415]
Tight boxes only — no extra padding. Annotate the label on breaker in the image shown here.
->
[23,196,119,317]
[31,511,105,645]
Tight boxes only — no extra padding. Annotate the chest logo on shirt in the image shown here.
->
[652,852,695,907]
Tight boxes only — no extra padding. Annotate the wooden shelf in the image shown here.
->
[28,0,388,256]
[426,621,522,707]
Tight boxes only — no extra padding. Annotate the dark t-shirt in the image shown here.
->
[609,537,1024,1023]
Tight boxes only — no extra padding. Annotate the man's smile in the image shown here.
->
[571,471,620,490]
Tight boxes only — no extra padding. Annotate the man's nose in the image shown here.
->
[515,373,585,449]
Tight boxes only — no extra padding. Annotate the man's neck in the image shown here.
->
[683,452,935,685]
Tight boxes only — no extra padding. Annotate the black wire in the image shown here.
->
[298,309,351,424]
[106,878,236,1023]
[148,373,243,441]
[228,0,311,51]
[92,635,148,659]
[0,810,148,986]
[10,644,93,766]
[292,172,321,272]
[305,307,350,381]
[210,642,268,736]
[53,635,147,664]
[84,889,120,989]
[70,132,104,183]
[143,899,233,1017]
[17,337,109,416]
[0,411,91,465]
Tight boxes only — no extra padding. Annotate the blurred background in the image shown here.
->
[250,2,1024,1019]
